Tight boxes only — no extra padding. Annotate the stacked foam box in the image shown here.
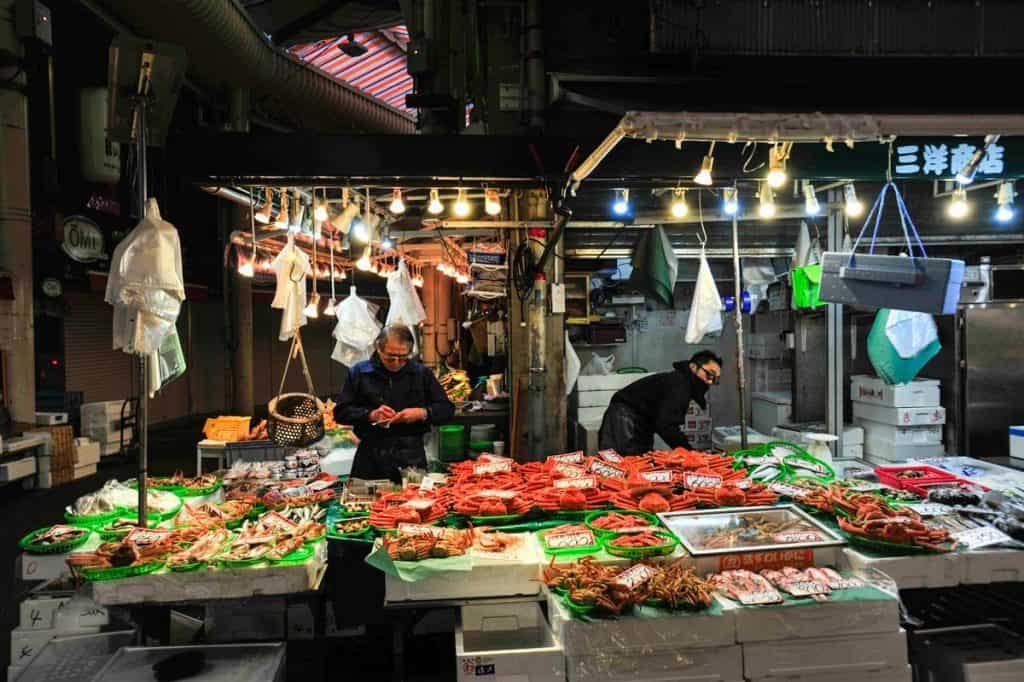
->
[850,375,945,464]
[548,591,742,682]
[730,583,911,682]
[80,400,133,457]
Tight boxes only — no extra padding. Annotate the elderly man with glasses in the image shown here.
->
[335,325,455,482]
[598,350,723,456]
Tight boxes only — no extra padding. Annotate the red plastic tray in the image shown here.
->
[874,464,957,490]
[902,477,989,498]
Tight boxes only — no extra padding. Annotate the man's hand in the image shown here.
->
[369,405,397,423]
[391,407,428,424]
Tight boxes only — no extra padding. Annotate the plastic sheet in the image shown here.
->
[685,254,723,343]
[385,260,426,346]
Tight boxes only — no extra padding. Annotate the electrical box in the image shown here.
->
[550,283,566,314]
[16,0,52,46]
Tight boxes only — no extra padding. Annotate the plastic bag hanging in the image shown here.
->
[685,253,724,344]
[332,285,382,366]
[385,259,427,351]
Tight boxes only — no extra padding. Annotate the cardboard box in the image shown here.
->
[455,603,564,682]
[743,629,908,680]
[566,644,742,682]
[75,440,101,466]
[856,420,943,445]
[852,402,946,427]
[18,596,71,630]
[577,373,652,392]
[850,375,941,408]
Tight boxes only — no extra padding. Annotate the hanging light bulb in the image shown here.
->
[237,260,254,278]
[612,189,630,216]
[255,187,273,224]
[758,184,776,218]
[723,187,739,215]
[669,188,689,218]
[288,192,304,233]
[356,246,372,271]
[314,189,328,222]
[273,191,290,228]
[453,188,471,217]
[428,188,444,215]
[995,181,1016,223]
[766,144,788,189]
[484,188,501,216]
[389,188,406,214]
[844,183,864,217]
[330,201,359,235]
[303,292,320,318]
[381,229,394,250]
[803,182,821,216]
[323,298,337,316]
[948,185,969,219]
[693,141,715,186]
[350,218,369,244]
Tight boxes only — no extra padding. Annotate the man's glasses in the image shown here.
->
[379,350,412,362]
[698,365,721,385]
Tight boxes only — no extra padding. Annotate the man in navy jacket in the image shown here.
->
[335,325,455,482]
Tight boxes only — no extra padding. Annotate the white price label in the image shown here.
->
[588,460,627,479]
[545,529,595,549]
[479,489,520,500]
[849,483,884,492]
[738,590,783,605]
[911,503,953,517]
[548,451,585,464]
[474,460,513,475]
[403,498,438,511]
[553,476,597,490]
[641,470,674,484]
[397,523,446,538]
[828,578,863,590]
[261,512,298,531]
[596,449,623,463]
[553,463,587,478]
[615,525,653,534]
[418,477,435,492]
[785,581,829,597]
[771,532,822,544]
[124,528,176,545]
[616,563,657,590]
[684,472,723,489]
[769,482,808,499]
[953,525,1015,550]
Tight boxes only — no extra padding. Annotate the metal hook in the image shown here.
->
[695,190,709,248]
[886,138,895,183]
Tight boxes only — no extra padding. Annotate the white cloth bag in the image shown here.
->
[685,254,724,343]
[271,235,311,341]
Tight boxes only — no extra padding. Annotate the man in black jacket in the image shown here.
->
[335,325,455,482]
[598,350,722,456]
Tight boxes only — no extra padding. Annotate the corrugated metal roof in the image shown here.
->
[290,25,414,114]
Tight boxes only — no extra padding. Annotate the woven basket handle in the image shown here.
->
[277,329,317,399]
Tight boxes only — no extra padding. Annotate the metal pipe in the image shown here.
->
[525,0,544,130]
[826,190,845,460]
[731,215,748,449]
[136,100,149,526]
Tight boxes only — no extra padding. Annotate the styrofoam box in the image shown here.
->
[74,464,98,480]
[743,629,907,680]
[576,406,608,424]
[751,392,793,434]
[961,548,1024,585]
[864,440,946,462]
[386,538,543,603]
[75,441,101,466]
[1011,426,1024,460]
[456,602,564,682]
[578,390,616,408]
[726,583,900,642]
[19,596,71,630]
[566,645,742,682]
[850,375,940,408]
[748,665,912,682]
[576,373,652,392]
[843,547,963,589]
[80,400,132,419]
[0,457,37,482]
[852,403,946,427]
[843,444,864,459]
[547,591,736,657]
[772,424,864,446]
[857,419,943,445]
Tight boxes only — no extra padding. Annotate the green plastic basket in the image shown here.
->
[218,556,269,569]
[176,480,223,498]
[602,531,678,559]
[536,529,601,557]
[327,525,372,541]
[562,595,597,617]
[584,510,660,538]
[270,544,315,566]
[303,530,327,545]
[552,510,594,522]
[19,526,92,554]
[80,561,165,582]
[467,513,527,526]
[168,561,206,573]
[64,508,126,529]
[98,518,159,542]
[840,529,946,555]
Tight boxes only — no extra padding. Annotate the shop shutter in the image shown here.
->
[63,292,135,406]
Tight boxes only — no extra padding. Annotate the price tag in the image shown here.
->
[769,482,808,499]
[684,472,723,489]
[479,489,519,500]
[953,525,1015,550]
[788,459,828,477]
[308,479,333,492]
[397,523,447,538]
[640,470,674,484]
[548,451,585,464]
[737,590,783,605]
[544,528,595,549]
[771,532,822,544]
[597,449,623,463]
[784,581,829,597]
[124,528,176,545]
[403,498,438,511]
[474,460,513,475]
[733,479,753,489]
[553,463,587,478]
[260,511,298,531]
[588,460,627,479]
[828,578,863,590]
[615,525,653,534]
[553,476,597,490]
[419,477,435,492]
[849,483,884,493]
[615,563,657,590]
[911,503,953,517]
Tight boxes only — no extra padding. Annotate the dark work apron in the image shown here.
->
[350,435,427,483]
[598,402,655,456]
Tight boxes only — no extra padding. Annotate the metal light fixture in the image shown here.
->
[948,185,969,219]
[428,188,444,215]
[844,183,864,218]
[255,187,273,224]
[389,188,405,215]
[758,184,776,218]
[693,141,715,186]
[484,188,501,216]
[238,187,257,277]
[766,144,789,189]
[612,189,630,216]
[314,189,328,222]
[356,245,372,271]
[723,187,739,215]
[803,181,820,216]
[273,190,290,228]
[670,188,689,218]
[453,188,471,217]
[996,181,1016,223]
[956,134,1000,185]
[288,192,304,233]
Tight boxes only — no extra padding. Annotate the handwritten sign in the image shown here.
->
[616,563,657,590]
[588,460,627,479]
[640,470,674,484]
[597,449,623,463]
[684,472,723,489]
[737,590,784,605]
[397,523,446,538]
[474,460,512,476]
[953,525,1014,550]
[770,532,822,544]
[544,528,595,549]
[260,512,298,531]
[784,581,829,597]
[553,463,587,479]
[554,476,597,490]
[548,451,585,464]
[769,482,808,499]
[828,577,863,590]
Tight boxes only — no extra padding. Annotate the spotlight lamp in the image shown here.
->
[723,187,739,215]
[948,185,969,219]
[694,141,715,186]
[803,182,820,216]
[612,189,630,216]
[670,188,689,218]
[766,143,790,189]
[844,183,864,218]
[996,181,1016,223]
[758,184,776,219]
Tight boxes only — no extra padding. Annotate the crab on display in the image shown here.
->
[609,485,698,514]
[837,500,955,551]
[532,487,612,512]
[453,492,533,517]
[691,482,779,507]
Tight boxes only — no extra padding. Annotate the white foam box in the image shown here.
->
[386,536,542,602]
[725,583,900,643]
[456,602,564,682]
[547,590,736,657]
[1011,426,1024,460]
[843,444,864,459]
[19,596,71,630]
[743,629,908,680]
[857,419,944,445]
[576,406,608,424]
[842,547,963,589]
[80,400,132,421]
[751,392,792,434]
[852,403,946,427]
[865,440,946,463]
[0,456,36,482]
[578,390,616,408]
[772,424,864,446]
[75,440,101,466]
[576,373,652,392]
[8,664,26,681]
[748,665,912,682]
[566,644,743,682]
[961,548,1024,584]
[850,375,941,408]
[74,463,98,479]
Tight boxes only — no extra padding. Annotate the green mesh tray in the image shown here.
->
[585,510,660,538]
[64,508,126,529]
[840,529,947,555]
[19,526,92,554]
[467,513,527,526]
[168,561,206,573]
[80,561,165,582]
[561,595,596,617]
[218,556,269,569]
[176,480,224,497]
[270,544,315,566]
[602,531,678,559]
